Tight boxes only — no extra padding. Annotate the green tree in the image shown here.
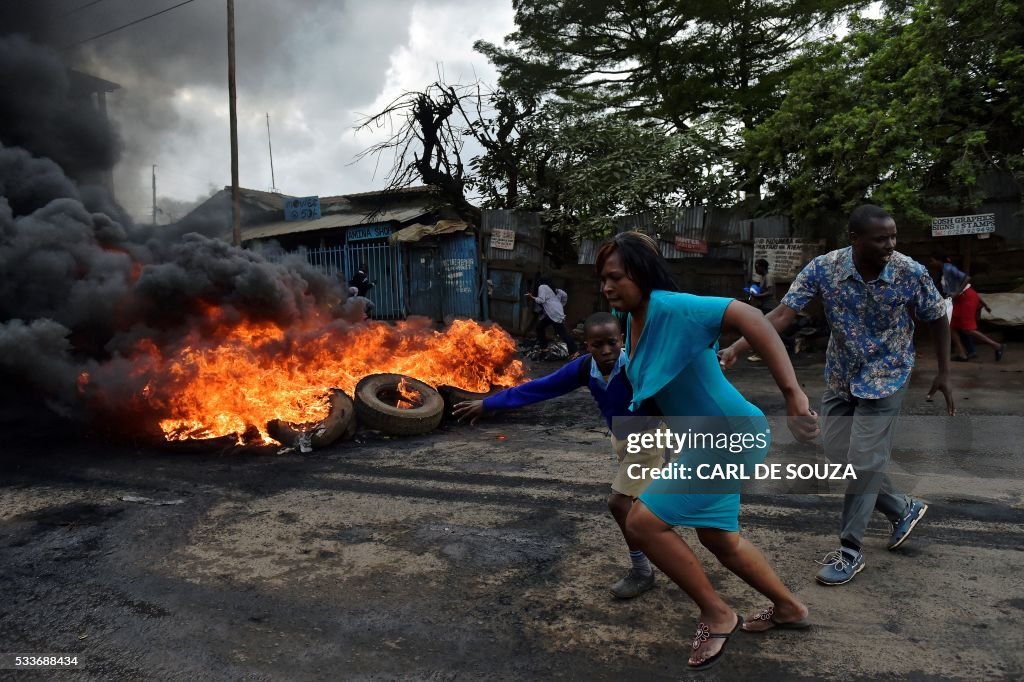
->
[475,103,733,238]
[477,0,866,193]
[746,0,1024,234]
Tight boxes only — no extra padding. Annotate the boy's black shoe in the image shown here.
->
[610,570,655,599]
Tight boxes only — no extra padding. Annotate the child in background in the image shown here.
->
[452,312,664,599]
[927,254,1005,361]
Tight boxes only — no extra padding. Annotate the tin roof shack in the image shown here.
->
[480,208,795,338]
[239,186,445,251]
[575,209,796,313]
[391,219,480,323]
[180,187,292,241]
[181,186,479,321]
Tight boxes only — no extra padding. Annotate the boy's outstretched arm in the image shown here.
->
[452,356,591,425]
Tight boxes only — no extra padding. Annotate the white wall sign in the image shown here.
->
[490,228,516,250]
[931,213,995,237]
[753,237,825,281]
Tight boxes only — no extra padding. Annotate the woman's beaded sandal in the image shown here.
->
[688,614,742,670]
[741,605,812,633]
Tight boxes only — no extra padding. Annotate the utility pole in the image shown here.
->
[227,0,241,246]
[151,164,157,225]
[266,113,278,192]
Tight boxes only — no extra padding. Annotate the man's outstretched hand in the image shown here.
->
[717,344,740,371]
[927,373,956,416]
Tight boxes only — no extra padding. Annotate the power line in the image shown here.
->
[60,0,111,17]
[61,0,199,50]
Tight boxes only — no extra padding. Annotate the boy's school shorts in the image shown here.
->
[609,428,667,498]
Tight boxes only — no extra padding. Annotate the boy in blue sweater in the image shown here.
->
[452,312,665,598]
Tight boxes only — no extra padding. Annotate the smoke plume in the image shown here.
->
[0,35,345,423]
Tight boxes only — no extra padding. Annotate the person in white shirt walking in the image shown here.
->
[527,278,578,355]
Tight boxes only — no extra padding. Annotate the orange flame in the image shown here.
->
[83,311,524,445]
[395,377,420,410]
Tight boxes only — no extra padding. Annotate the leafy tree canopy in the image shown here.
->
[476,0,865,198]
[746,0,1024,234]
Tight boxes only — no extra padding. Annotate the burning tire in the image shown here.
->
[354,373,443,436]
[267,389,357,452]
[437,385,501,419]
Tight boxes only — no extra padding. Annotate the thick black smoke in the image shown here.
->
[2,0,416,216]
[0,35,121,180]
[0,36,347,421]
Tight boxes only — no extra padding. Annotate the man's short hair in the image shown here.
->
[849,204,892,234]
[583,311,621,335]
[755,258,769,269]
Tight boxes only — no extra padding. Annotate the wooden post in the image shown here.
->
[151,164,157,225]
[960,235,972,273]
[227,0,241,246]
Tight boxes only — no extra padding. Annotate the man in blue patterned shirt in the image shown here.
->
[720,205,954,586]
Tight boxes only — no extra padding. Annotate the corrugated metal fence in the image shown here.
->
[439,233,480,319]
[481,210,545,333]
[578,208,791,265]
[261,243,406,319]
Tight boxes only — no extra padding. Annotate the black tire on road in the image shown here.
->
[354,373,444,436]
[437,385,501,420]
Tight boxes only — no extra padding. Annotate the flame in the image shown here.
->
[80,310,524,445]
[395,377,421,410]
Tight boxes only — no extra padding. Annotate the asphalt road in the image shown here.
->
[1,344,1022,681]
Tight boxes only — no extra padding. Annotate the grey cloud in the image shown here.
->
[66,0,417,209]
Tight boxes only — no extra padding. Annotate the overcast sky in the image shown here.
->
[61,0,514,222]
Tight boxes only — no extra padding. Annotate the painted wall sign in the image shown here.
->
[490,228,516,250]
[673,235,709,254]
[931,213,995,237]
[441,257,475,295]
[346,224,393,241]
[284,196,321,221]
[753,237,825,281]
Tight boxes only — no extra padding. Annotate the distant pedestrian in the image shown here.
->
[722,205,955,586]
[745,258,777,362]
[927,255,1005,362]
[527,278,578,355]
[747,259,778,313]
[348,263,373,297]
[347,286,374,321]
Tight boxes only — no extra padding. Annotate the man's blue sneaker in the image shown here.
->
[888,498,928,550]
[815,548,865,586]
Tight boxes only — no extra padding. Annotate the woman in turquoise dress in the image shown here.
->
[596,232,819,670]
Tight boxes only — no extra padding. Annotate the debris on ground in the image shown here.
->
[118,495,185,506]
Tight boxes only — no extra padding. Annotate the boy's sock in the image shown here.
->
[629,549,652,576]
[840,538,861,555]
